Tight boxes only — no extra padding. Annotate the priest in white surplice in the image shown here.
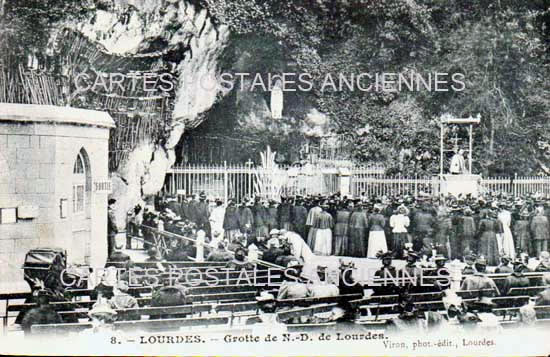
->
[449,149,467,174]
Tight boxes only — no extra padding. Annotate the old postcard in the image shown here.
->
[0,0,549,356]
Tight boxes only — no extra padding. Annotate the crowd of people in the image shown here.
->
[129,191,550,269]
[16,190,550,336]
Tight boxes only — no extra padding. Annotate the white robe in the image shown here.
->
[313,229,332,256]
[209,206,226,237]
[450,154,466,174]
[498,210,516,260]
[284,232,314,264]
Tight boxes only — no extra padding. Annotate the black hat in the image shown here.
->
[474,257,487,266]
[34,289,54,300]
[234,246,247,255]
[316,265,328,272]
[377,251,394,259]
[433,255,447,262]
[108,198,117,205]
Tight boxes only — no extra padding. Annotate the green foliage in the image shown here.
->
[203,0,550,176]
[2,0,548,175]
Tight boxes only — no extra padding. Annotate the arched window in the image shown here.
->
[72,151,87,214]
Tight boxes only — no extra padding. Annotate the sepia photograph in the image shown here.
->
[0,0,549,355]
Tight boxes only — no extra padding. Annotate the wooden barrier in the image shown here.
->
[215,301,259,313]
[276,294,363,308]
[489,296,530,307]
[134,261,230,268]
[277,303,339,321]
[7,289,265,317]
[493,304,550,319]
[32,315,231,334]
[508,286,549,296]
[187,284,265,295]
[57,303,214,321]
[456,289,498,298]
[349,291,445,308]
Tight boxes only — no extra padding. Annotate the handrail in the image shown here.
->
[135,224,286,271]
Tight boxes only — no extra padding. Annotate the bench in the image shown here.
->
[348,291,445,308]
[489,295,530,308]
[186,284,266,295]
[31,315,231,334]
[493,304,550,319]
[487,272,545,281]
[277,303,339,321]
[56,303,215,321]
[277,294,363,308]
[215,301,260,313]
[9,289,263,310]
[134,261,230,268]
[243,303,341,324]
[508,286,549,296]
[456,289,498,298]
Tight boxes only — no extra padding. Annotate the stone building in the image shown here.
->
[0,104,114,291]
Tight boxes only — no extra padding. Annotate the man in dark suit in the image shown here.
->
[195,192,211,236]
[166,195,182,218]
[107,198,118,258]
[292,197,308,239]
[20,290,62,336]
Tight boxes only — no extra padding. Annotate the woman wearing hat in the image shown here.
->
[209,198,226,239]
[333,200,352,256]
[239,198,255,237]
[254,200,271,239]
[501,260,530,295]
[498,203,516,260]
[306,200,322,248]
[389,205,410,259]
[477,210,500,266]
[267,199,279,232]
[278,196,294,232]
[348,201,368,257]
[311,202,334,256]
[367,205,388,258]
[455,207,476,260]
[86,298,118,334]
[109,281,139,321]
[223,199,241,241]
[460,257,500,296]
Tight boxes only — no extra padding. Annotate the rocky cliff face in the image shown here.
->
[69,0,230,224]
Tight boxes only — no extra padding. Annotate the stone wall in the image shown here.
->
[0,104,114,291]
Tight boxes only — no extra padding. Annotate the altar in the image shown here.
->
[438,114,481,197]
[439,174,482,197]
